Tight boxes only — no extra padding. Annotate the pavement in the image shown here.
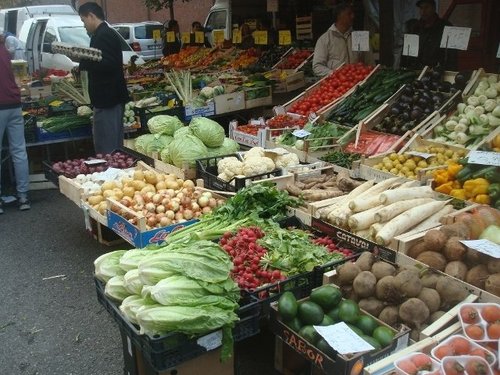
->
[0,189,282,375]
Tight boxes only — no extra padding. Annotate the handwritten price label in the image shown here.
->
[460,240,500,259]
[407,151,434,159]
[181,32,190,44]
[440,26,471,50]
[314,322,375,354]
[232,29,242,44]
[402,34,419,57]
[292,129,311,138]
[351,31,370,52]
[166,31,176,43]
[279,30,292,45]
[152,29,161,41]
[197,330,222,351]
[212,30,225,44]
[195,31,205,44]
[467,151,500,167]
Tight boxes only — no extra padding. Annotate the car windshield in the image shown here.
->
[134,24,162,39]
[58,26,89,47]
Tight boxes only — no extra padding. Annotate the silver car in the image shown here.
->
[113,22,163,61]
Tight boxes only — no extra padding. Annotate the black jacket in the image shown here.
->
[79,22,129,108]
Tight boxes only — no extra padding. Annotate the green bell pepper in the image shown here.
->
[488,183,500,201]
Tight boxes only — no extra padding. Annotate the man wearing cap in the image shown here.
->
[412,0,456,69]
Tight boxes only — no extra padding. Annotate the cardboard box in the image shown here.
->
[214,91,245,114]
[183,101,215,121]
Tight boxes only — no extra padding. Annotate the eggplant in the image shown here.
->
[421,76,431,84]
[424,107,432,115]
[401,111,410,121]
[400,95,413,104]
[411,108,422,120]
[431,70,442,81]
[390,126,400,134]
[450,87,458,94]
[403,85,413,96]
[421,91,432,101]
[418,97,429,108]
[390,106,401,116]
[434,103,441,111]
[412,94,420,103]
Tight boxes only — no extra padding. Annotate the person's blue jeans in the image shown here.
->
[0,107,29,199]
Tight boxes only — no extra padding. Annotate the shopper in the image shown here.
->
[190,21,211,47]
[4,32,25,60]
[312,2,362,77]
[78,2,129,154]
[0,35,30,213]
[408,0,457,70]
[162,19,181,56]
[240,23,254,50]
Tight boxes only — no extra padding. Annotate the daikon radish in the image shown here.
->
[369,222,385,239]
[355,228,371,239]
[348,177,402,212]
[379,186,434,205]
[400,180,420,188]
[401,205,455,237]
[324,180,375,220]
[375,198,434,223]
[375,200,448,245]
[348,205,384,230]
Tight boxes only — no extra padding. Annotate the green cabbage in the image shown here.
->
[94,250,127,282]
[123,269,144,295]
[120,295,150,325]
[173,126,193,139]
[147,115,183,135]
[119,248,162,272]
[189,117,225,147]
[207,137,239,157]
[159,147,172,164]
[134,134,157,155]
[168,134,208,168]
[145,134,173,156]
[104,275,131,302]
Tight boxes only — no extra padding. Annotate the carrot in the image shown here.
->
[379,186,434,205]
[348,205,384,231]
[375,200,448,245]
[374,198,434,223]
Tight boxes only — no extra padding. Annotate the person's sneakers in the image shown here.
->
[18,197,31,211]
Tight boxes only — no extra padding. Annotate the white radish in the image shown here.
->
[399,180,421,188]
[379,186,434,205]
[348,205,384,230]
[401,205,455,237]
[349,177,402,212]
[369,222,385,239]
[323,180,375,220]
[375,198,434,223]
[355,228,371,239]
[349,194,381,213]
[375,200,448,245]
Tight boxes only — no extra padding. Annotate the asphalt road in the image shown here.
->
[0,189,282,375]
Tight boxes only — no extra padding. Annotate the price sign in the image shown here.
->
[166,31,176,43]
[467,151,500,167]
[407,151,434,159]
[292,129,311,138]
[232,29,242,44]
[212,30,225,45]
[351,31,370,52]
[279,30,292,45]
[460,240,500,259]
[402,34,419,57]
[314,322,375,355]
[195,31,205,44]
[440,26,471,50]
[152,29,161,41]
[253,30,268,45]
[181,32,190,44]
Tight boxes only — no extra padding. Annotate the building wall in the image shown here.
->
[77,0,213,33]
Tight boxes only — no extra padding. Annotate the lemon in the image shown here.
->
[398,154,407,163]
[389,153,398,161]
[382,156,391,164]
[417,160,428,168]
[384,161,393,170]
[390,168,398,174]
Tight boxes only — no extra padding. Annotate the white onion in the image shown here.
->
[208,198,217,208]
[165,210,175,219]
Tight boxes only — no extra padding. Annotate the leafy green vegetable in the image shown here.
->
[123,269,144,295]
[173,126,193,139]
[207,138,240,157]
[189,117,225,147]
[168,134,208,168]
[320,150,361,169]
[145,134,173,156]
[120,295,155,325]
[94,250,127,282]
[134,134,157,155]
[147,114,183,135]
[104,275,131,302]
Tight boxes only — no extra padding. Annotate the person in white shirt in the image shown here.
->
[312,2,361,77]
[4,32,25,60]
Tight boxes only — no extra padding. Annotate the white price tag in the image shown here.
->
[407,151,434,159]
[84,159,107,165]
[273,105,286,116]
[250,119,261,126]
[83,206,91,231]
[402,34,419,57]
[314,322,375,355]
[351,31,370,52]
[467,151,500,167]
[197,330,223,351]
[460,240,500,259]
[292,129,311,138]
[440,26,471,50]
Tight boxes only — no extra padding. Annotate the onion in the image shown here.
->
[183,180,195,189]
[183,209,194,220]
[174,212,184,221]
[193,190,201,199]
[191,202,200,212]
[145,203,156,213]
[166,189,176,197]
[169,201,180,212]
[119,199,130,207]
[217,199,225,206]
[152,193,162,204]
[165,210,175,219]
[161,197,170,206]
[198,196,209,207]
[202,206,212,214]
[181,197,192,207]
[156,205,166,214]
[156,213,165,219]
[208,198,217,208]
[202,191,212,199]
[176,192,184,200]
[194,211,202,218]
[159,217,171,227]
[147,216,158,227]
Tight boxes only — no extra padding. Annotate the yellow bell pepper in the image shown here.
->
[463,178,490,199]
[447,163,463,179]
[449,189,467,200]
[474,194,491,204]
[433,169,449,186]
[492,134,500,149]
[435,181,454,194]
[452,180,462,189]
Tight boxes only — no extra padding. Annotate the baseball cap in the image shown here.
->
[416,0,436,7]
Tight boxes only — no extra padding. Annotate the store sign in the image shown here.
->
[351,31,370,52]
[402,34,419,57]
[181,32,190,44]
[232,29,242,44]
[440,26,471,50]
[279,30,292,46]
[254,30,268,45]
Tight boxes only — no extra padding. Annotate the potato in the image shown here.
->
[376,276,402,304]
[358,298,385,317]
[353,271,377,298]
[417,287,441,313]
[444,261,468,281]
[487,259,500,274]
[122,186,135,198]
[407,241,428,259]
[371,261,396,280]
[87,195,104,205]
[143,170,158,185]
[355,252,374,271]
[442,237,467,261]
[465,265,489,289]
[378,306,400,326]
[337,262,361,285]
[465,248,490,267]
[439,222,470,239]
[416,251,447,271]
[436,277,469,307]
[394,270,422,297]
[399,298,430,329]
[485,273,500,296]
[420,273,441,289]
[423,229,448,252]
[133,170,144,181]
[101,181,116,191]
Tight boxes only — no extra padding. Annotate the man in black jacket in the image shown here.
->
[78,2,130,154]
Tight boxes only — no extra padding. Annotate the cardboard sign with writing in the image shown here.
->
[166,31,176,43]
[279,30,292,45]
[440,26,471,50]
[467,151,500,167]
[232,29,242,44]
[402,34,419,57]
[181,32,190,44]
[253,30,268,45]
[351,31,370,52]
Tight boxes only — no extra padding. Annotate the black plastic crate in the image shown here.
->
[196,153,282,192]
[24,115,37,144]
[94,277,261,372]
[134,105,184,131]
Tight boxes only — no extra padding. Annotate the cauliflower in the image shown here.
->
[242,156,275,176]
[218,172,231,182]
[244,147,265,159]
[77,105,92,116]
[217,157,243,178]
[275,153,300,169]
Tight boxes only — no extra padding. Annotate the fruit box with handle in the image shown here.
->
[269,284,410,375]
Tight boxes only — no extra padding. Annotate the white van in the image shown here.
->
[19,15,144,73]
[0,5,76,36]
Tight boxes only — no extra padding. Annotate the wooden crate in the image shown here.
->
[58,175,84,207]
[272,70,306,93]
[462,68,499,99]
[153,159,196,180]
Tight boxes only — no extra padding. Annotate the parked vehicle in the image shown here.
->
[112,21,163,61]
[0,5,76,36]
[18,15,144,73]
